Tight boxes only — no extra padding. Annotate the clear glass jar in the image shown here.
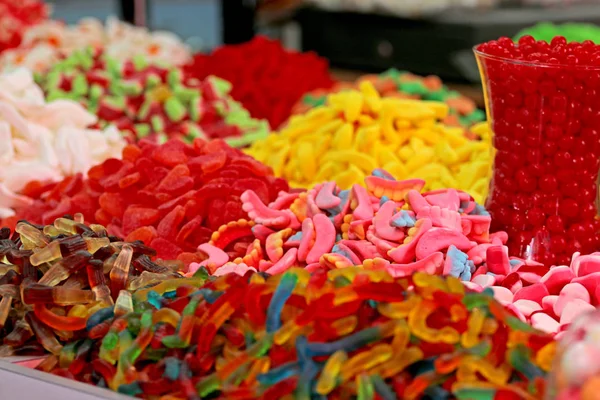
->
[474,49,600,266]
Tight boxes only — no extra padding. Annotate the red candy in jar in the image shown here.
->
[475,36,600,265]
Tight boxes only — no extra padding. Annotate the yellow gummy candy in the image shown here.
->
[245,82,491,196]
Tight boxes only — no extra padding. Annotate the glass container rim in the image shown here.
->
[473,46,600,71]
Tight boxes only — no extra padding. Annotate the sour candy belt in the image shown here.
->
[37,48,269,147]
[30,267,552,399]
[246,81,491,204]
[0,215,188,358]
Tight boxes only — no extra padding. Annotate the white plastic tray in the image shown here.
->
[0,358,130,400]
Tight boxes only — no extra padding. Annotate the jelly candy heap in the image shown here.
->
[2,138,288,263]
[26,267,552,399]
[184,36,335,129]
[246,81,491,203]
[294,69,485,128]
[36,48,269,147]
[0,216,191,359]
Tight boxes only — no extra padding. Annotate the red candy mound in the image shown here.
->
[476,35,600,66]
[4,139,288,261]
[184,36,335,129]
[0,0,48,53]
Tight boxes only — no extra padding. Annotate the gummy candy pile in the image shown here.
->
[184,36,335,129]
[0,17,191,72]
[0,0,48,54]
[293,69,485,128]
[0,68,125,220]
[36,48,269,147]
[23,264,555,399]
[194,169,501,281]
[0,216,191,358]
[2,139,288,263]
[247,82,491,203]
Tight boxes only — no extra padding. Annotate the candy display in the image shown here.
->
[247,81,491,203]
[469,250,600,337]
[35,48,269,146]
[475,36,600,265]
[192,170,501,281]
[2,138,289,263]
[13,266,552,399]
[184,36,335,129]
[0,17,191,73]
[294,69,485,128]
[0,215,192,359]
[0,0,48,54]
[547,309,600,399]
[515,22,600,44]
[0,67,125,220]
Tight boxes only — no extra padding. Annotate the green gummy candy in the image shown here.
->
[167,69,182,88]
[135,123,151,138]
[184,123,206,142]
[151,116,165,133]
[515,22,600,44]
[89,84,104,99]
[133,54,149,71]
[454,388,496,400]
[121,81,143,96]
[209,76,232,96]
[173,86,200,103]
[71,74,89,95]
[46,89,70,102]
[145,73,162,88]
[137,98,153,120]
[101,332,119,351]
[189,96,201,122]
[164,97,187,122]
[400,81,428,95]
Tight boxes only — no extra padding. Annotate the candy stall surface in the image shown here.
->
[0,0,48,55]
[293,69,485,128]
[1,138,288,265]
[0,17,191,73]
[0,68,126,220]
[2,260,554,399]
[246,81,491,203]
[35,48,269,147]
[184,36,335,129]
[475,36,600,266]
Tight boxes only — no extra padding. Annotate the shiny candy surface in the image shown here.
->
[22,268,553,398]
[475,36,600,265]
[246,82,492,204]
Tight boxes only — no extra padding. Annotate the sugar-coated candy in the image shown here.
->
[294,69,485,128]
[36,48,269,147]
[18,267,552,398]
[197,169,504,284]
[546,309,600,399]
[246,81,491,203]
[3,138,288,262]
[0,68,126,219]
[0,215,190,358]
[0,0,48,54]
[0,16,190,72]
[475,36,600,265]
[184,36,335,129]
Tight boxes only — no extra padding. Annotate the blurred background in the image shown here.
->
[49,0,600,106]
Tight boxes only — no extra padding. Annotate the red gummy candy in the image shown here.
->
[4,139,288,264]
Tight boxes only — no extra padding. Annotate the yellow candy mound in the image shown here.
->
[245,82,492,204]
